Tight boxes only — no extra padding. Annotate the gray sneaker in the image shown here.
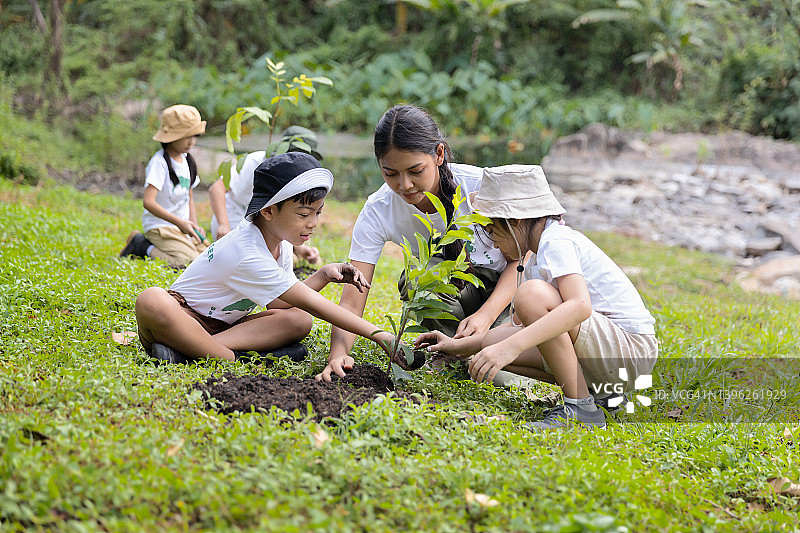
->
[526,403,607,430]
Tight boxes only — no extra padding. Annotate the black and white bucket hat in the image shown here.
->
[244,152,334,221]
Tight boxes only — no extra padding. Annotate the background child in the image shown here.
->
[415,165,658,429]
[209,125,322,264]
[135,152,403,366]
[319,104,521,382]
[120,104,208,269]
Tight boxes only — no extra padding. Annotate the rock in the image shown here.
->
[745,237,783,257]
[760,218,800,254]
[746,255,800,285]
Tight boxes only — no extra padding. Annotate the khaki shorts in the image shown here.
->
[145,226,208,269]
[542,311,658,393]
[140,290,240,355]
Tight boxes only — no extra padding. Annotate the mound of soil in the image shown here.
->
[194,364,399,421]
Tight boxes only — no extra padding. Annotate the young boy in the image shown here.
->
[135,152,400,365]
[209,126,323,264]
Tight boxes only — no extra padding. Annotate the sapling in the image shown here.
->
[216,57,333,186]
[380,186,491,375]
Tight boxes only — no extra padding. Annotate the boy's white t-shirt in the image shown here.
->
[170,220,298,324]
[142,149,199,233]
[210,151,266,237]
[524,219,655,335]
[349,163,507,270]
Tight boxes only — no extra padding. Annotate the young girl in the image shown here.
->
[135,152,402,365]
[318,104,521,381]
[120,104,208,269]
[415,165,658,429]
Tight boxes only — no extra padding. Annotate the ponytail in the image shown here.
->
[161,143,198,187]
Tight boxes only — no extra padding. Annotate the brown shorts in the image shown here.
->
[167,290,235,336]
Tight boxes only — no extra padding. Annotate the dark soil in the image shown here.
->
[292,265,317,280]
[194,364,409,421]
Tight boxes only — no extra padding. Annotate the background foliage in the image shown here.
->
[1,0,799,185]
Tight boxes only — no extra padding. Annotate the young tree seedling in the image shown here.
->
[216,57,333,186]
[378,186,491,375]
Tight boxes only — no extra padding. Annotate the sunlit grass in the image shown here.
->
[1,181,799,531]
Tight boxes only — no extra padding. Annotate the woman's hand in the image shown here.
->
[320,262,371,292]
[468,342,519,383]
[454,310,495,339]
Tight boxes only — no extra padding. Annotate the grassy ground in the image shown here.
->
[1,180,799,532]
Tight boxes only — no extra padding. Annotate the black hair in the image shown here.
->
[161,142,198,187]
[374,104,465,267]
[275,186,328,209]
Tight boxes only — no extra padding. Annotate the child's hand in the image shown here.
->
[321,262,371,292]
[294,244,320,264]
[468,343,519,383]
[216,223,231,239]
[315,355,355,382]
[178,220,204,243]
[415,331,455,354]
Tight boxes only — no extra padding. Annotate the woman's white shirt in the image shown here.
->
[349,163,506,270]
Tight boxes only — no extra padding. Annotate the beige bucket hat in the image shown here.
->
[152,105,206,143]
[471,164,565,219]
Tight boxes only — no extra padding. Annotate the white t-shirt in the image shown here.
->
[210,151,266,238]
[349,163,506,270]
[523,220,655,335]
[170,220,298,324]
[142,149,199,233]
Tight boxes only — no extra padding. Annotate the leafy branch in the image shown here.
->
[217,57,332,187]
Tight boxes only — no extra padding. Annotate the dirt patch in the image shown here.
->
[292,265,317,280]
[194,364,414,421]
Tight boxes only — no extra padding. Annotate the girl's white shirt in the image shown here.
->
[142,149,199,233]
[349,163,507,270]
[524,219,656,335]
[170,220,298,324]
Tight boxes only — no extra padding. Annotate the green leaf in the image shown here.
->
[452,270,483,288]
[385,314,398,335]
[404,325,428,334]
[424,191,448,226]
[440,229,471,246]
[413,214,433,234]
[433,284,459,295]
[218,160,233,189]
[415,233,430,267]
[310,76,334,86]
[401,344,414,365]
[457,212,492,226]
[241,106,272,125]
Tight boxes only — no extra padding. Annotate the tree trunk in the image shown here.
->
[28,0,47,33]
[395,1,408,36]
[38,0,67,115]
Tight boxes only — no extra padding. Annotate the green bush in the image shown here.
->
[718,44,800,139]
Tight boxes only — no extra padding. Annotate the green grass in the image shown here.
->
[1,181,800,532]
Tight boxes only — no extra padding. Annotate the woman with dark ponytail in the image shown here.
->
[119,104,208,269]
[318,104,521,382]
